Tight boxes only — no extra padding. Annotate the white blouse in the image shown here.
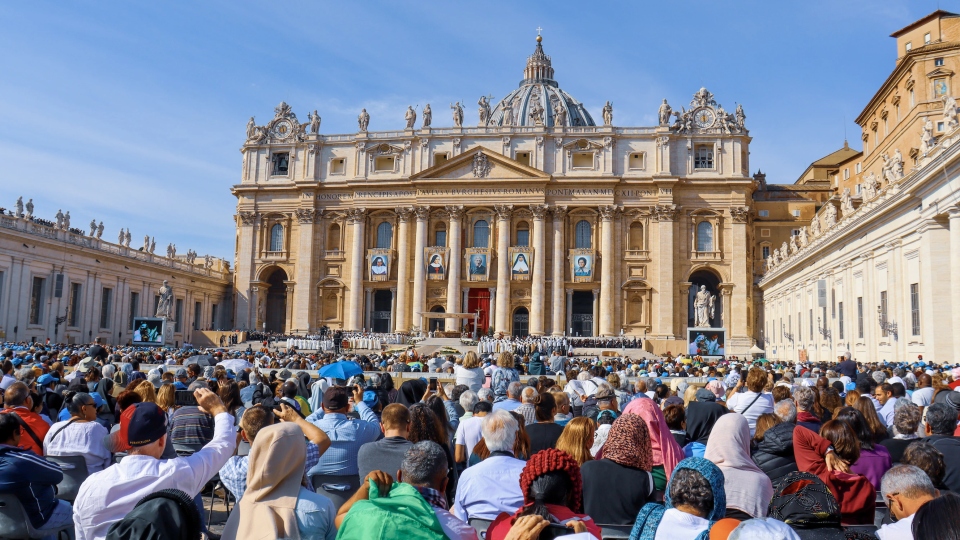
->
[654,508,711,540]
[42,420,112,474]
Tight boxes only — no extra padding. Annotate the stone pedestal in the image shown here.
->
[162,317,175,346]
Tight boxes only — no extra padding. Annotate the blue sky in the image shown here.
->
[0,0,930,258]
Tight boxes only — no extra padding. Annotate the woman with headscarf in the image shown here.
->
[629,457,727,540]
[396,379,427,408]
[622,397,684,492]
[582,413,656,526]
[221,423,336,540]
[705,380,726,402]
[487,448,602,540]
[703,413,774,520]
[683,398,727,458]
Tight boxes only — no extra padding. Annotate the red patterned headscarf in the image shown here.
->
[519,449,584,512]
[601,413,653,471]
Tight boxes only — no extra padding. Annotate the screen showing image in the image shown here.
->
[687,328,726,357]
[133,318,164,345]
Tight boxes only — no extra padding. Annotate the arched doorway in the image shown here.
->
[264,267,288,333]
[429,305,445,333]
[512,307,529,337]
[688,269,722,328]
[571,291,594,336]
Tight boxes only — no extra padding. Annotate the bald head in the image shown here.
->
[918,374,932,389]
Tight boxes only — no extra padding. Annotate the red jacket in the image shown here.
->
[793,424,875,525]
[487,505,602,540]
[2,407,49,457]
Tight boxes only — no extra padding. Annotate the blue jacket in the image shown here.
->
[0,445,63,529]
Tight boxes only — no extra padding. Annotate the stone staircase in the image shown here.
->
[414,337,475,356]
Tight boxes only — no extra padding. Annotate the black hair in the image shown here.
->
[912,492,960,540]
[891,382,906,398]
[0,413,19,444]
[834,407,875,450]
[65,391,94,417]
[517,470,572,521]
[668,468,713,518]
[473,401,493,414]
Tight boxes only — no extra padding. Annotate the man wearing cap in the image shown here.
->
[73,388,236,540]
[173,368,189,390]
[304,385,382,479]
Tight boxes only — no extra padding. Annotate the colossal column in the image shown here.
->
[654,204,679,339]
[446,206,465,331]
[411,206,430,332]
[551,207,567,335]
[394,208,413,332]
[598,205,619,336]
[950,208,960,361]
[530,205,548,335]
[293,208,320,333]
[494,204,513,334]
[346,208,366,331]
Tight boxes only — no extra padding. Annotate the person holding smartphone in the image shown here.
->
[303,385,381,479]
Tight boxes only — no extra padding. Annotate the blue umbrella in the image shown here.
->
[318,360,363,380]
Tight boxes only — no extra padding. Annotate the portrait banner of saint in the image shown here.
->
[569,249,595,283]
[465,248,491,282]
[425,247,449,281]
[368,249,391,281]
[509,247,533,281]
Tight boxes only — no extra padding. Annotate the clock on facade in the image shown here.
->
[273,120,292,138]
[694,108,716,128]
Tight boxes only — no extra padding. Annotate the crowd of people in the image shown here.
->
[1,337,959,539]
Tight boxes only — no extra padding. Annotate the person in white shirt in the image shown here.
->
[876,464,938,540]
[454,401,490,465]
[453,409,525,521]
[910,374,935,408]
[725,368,774,436]
[73,388,235,540]
[42,392,110,474]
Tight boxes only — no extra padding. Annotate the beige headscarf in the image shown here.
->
[222,423,305,540]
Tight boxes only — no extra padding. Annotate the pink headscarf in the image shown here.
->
[622,398,683,481]
[703,412,774,519]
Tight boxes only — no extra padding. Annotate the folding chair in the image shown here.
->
[45,455,89,503]
[0,493,72,539]
[309,474,361,511]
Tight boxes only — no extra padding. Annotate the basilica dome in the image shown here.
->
[487,36,596,128]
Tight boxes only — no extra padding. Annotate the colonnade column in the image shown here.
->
[552,208,568,335]
[389,287,397,332]
[598,205,618,336]
[346,209,366,331]
[446,206,465,332]
[394,208,413,333]
[494,205,513,334]
[411,206,430,333]
[950,207,960,361]
[530,205,548,335]
[293,209,318,333]
[592,288,600,336]
[654,205,679,339]
[566,290,573,336]
[489,287,497,334]
[364,288,373,330]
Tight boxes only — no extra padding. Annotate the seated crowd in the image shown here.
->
[1,341,960,540]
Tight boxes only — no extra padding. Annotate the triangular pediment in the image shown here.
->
[410,147,550,181]
[926,67,954,78]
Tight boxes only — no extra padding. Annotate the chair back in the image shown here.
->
[0,493,33,538]
[309,474,361,511]
[237,440,251,456]
[173,443,203,457]
[597,524,632,539]
[468,518,493,540]
[45,454,89,502]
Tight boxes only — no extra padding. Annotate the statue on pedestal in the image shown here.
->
[156,280,173,320]
[693,285,716,328]
[309,110,321,133]
[90,219,97,236]
[658,99,672,126]
[149,237,156,253]
[450,102,464,127]
[62,211,71,231]
[15,197,23,218]
[602,101,613,126]
[55,209,64,229]
[358,109,370,132]
[422,104,432,128]
[404,106,417,129]
[25,199,33,219]
[96,221,103,238]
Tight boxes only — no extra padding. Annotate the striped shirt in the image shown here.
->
[169,406,214,447]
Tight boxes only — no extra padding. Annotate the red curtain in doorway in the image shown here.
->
[467,288,490,333]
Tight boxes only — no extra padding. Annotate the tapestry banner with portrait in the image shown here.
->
[367,249,391,282]
[569,249,595,283]
[425,247,449,281]
[509,247,533,281]
[465,247,492,282]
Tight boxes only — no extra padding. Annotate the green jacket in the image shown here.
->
[335,481,447,540]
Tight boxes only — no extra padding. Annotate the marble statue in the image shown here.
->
[14,197,23,218]
[840,187,855,217]
[735,104,746,130]
[881,153,895,184]
[149,237,155,253]
[172,244,177,257]
[552,98,566,126]
[119,229,125,245]
[90,219,97,236]
[155,280,173,319]
[166,243,173,258]
[658,99,672,126]
[920,118,935,154]
[892,149,904,179]
[358,109,370,132]
[62,211,70,231]
[788,236,798,255]
[25,199,33,219]
[404,105,417,129]
[55,209,64,229]
[944,95,959,131]
[246,117,257,139]
[862,172,878,201]
[528,100,544,125]
[124,228,131,247]
[257,294,265,325]
[422,104,432,128]
[693,285,716,328]
[450,101,464,127]
[602,101,613,126]
[143,234,150,250]
[770,249,780,267]
[309,110,321,133]
[824,204,837,228]
[477,95,492,126]
[204,254,212,268]
[798,226,809,248]
[501,103,513,126]
[96,221,103,238]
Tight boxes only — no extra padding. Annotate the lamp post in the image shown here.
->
[817,317,831,341]
[877,306,898,340]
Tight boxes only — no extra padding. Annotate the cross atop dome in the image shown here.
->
[524,31,554,84]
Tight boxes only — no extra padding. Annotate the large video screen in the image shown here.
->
[687,328,726,357]
[132,317,165,346]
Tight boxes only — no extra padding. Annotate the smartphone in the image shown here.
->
[429,377,438,391]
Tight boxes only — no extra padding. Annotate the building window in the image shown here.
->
[896,104,900,122]
[574,220,592,249]
[792,229,800,236]
[99,288,112,329]
[69,283,81,327]
[175,299,183,333]
[376,222,393,248]
[831,289,835,318]
[864,139,869,155]
[434,225,446,247]
[271,152,289,175]
[629,153,644,170]
[211,304,218,329]
[809,309,814,339]
[925,32,931,44]
[129,292,139,330]
[938,121,945,132]
[330,158,345,174]
[880,291,888,337]
[838,301,844,339]
[798,312,802,341]
[844,168,850,179]
[270,224,284,252]
[327,223,341,250]
[793,210,801,217]
[434,153,449,166]
[762,246,770,259]
[694,146,713,169]
[516,221,529,247]
[905,42,912,52]
[572,153,593,168]
[473,220,489,248]
[629,222,644,250]
[856,184,861,195]
[374,156,394,172]
[910,89,915,107]
[910,283,920,335]
[515,152,530,166]
[935,57,944,66]
[193,301,202,331]
[29,277,45,325]
[759,210,769,217]
[857,296,864,338]
[696,221,714,252]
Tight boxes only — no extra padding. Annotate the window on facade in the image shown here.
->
[694,146,713,169]
[838,302,844,339]
[864,140,870,155]
[880,291,888,337]
[473,220,489,248]
[270,224,284,252]
[629,222,644,250]
[935,57,944,66]
[856,184,862,195]
[809,309,814,339]
[844,168,850,179]
[759,210,769,217]
[910,89,915,107]
[938,121,945,132]
[856,163,862,174]
[629,153,644,169]
[434,153,448,166]
[574,220,592,249]
[330,158,345,174]
[327,223,341,250]
[376,222,393,248]
[696,221,714,252]
[911,283,920,335]
[762,246,770,259]
[831,289,836,318]
[925,33,931,44]
[793,210,801,217]
[69,283,81,326]
[271,152,289,175]
[515,152,530,166]
[211,304,218,329]
[792,229,800,236]
[194,301,202,331]
[883,118,888,137]
[857,296,864,338]
[100,288,112,329]
[29,277,45,325]
[896,104,900,121]
[905,42,912,52]
[572,153,593,168]
[516,221,529,247]
[53,274,63,299]
[434,225,446,247]
[175,299,183,333]
[129,292,139,330]
[374,156,394,172]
